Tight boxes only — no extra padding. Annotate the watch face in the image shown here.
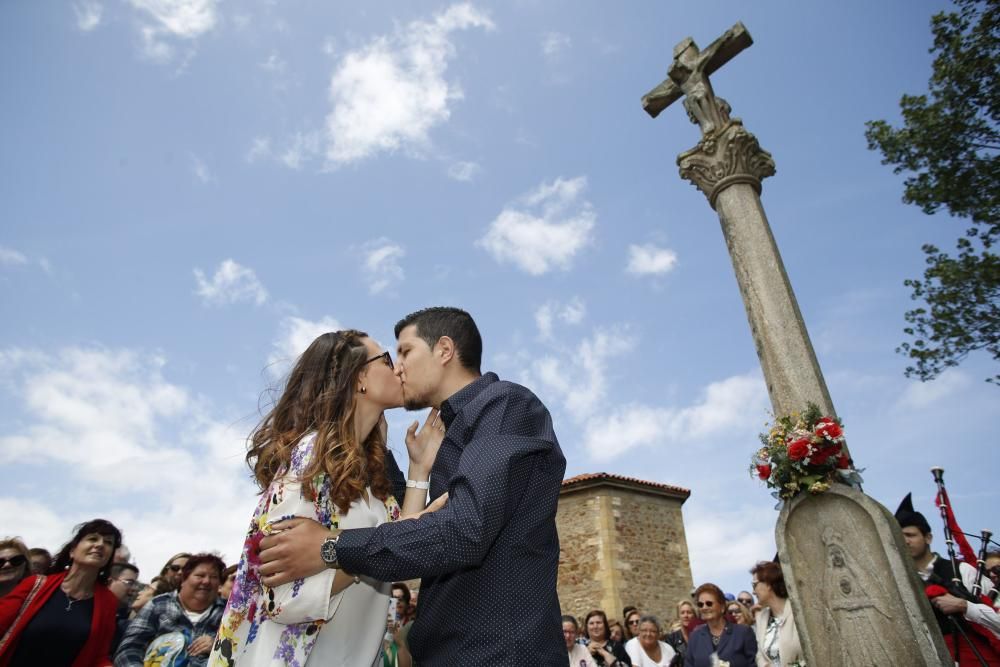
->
[321,538,338,566]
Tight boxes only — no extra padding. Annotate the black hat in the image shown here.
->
[895,493,931,534]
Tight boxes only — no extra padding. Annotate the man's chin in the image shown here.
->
[403,398,431,411]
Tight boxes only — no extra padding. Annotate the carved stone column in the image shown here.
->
[676,117,835,420]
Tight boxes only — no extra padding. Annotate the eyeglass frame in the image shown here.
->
[0,555,27,569]
[364,351,394,371]
[695,600,715,608]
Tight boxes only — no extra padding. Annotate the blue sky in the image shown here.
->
[2,0,996,601]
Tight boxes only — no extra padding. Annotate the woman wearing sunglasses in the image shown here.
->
[209,330,446,666]
[684,583,757,667]
[0,519,122,666]
[0,538,31,599]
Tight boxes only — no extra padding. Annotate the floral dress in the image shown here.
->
[209,434,401,666]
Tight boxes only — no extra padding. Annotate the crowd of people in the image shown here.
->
[560,560,799,667]
[0,513,997,666]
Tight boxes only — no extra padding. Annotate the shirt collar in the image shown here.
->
[440,372,497,427]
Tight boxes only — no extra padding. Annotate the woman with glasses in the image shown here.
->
[684,583,756,667]
[624,609,642,641]
[750,562,802,667]
[0,519,122,666]
[0,538,31,598]
[156,552,191,593]
[725,601,753,626]
[209,330,446,666]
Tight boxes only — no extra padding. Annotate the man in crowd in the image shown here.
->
[109,562,140,653]
[896,494,1000,664]
[114,545,132,565]
[114,553,226,667]
[26,547,51,575]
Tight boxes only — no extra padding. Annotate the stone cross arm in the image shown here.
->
[642,21,753,119]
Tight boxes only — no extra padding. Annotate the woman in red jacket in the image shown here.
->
[0,518,122,667]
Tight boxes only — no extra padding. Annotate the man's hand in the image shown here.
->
[933,593,968,615]
[187,635,214,656]
[405,408,444,477]
[258,517,337,587]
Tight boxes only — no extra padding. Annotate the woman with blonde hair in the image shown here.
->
[209,330,445,666]
[0,538,31,598]
[725,600,754,626]
[664,599,697,663]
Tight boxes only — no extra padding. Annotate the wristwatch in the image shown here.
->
[320,534,340,569]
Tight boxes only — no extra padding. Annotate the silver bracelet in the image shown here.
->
[406,479,430,490]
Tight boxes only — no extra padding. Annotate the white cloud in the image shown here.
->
[260,50,286,73]
[685,504,776,585]
[193,259,268,306]
[534,297,586,339]
[477,176,596,275]
[73,1,103,31]
[0,245,28,267]
[324,3,494,165]
[280,131,321,170]
[191,154,213,184]
[268,315,343,377]
[0,347,256,574]
[895,371,972,411]
[541,31,571,57]
[361,238,405,295]
[246,137,271,163]
[128,0,220,63]
[581,373,768,461]
[626,242,678,276]
[447,161,481,182]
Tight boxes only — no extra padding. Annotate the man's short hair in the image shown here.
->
[391,582,411,605]
[110,562,139,579]
[394,307,482,372]
[561,614,578,628]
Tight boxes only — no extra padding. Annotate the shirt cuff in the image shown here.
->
[335,526,376,574]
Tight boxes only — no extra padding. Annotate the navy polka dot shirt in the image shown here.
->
[337,372,567,665]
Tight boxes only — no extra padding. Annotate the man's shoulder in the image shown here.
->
[469,375,545,411]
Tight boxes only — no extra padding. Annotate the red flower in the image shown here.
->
[811,444,840,465]
[247,531,265,567]
[757,464,772,480]
[787,438,810,461]
[815,418,843,440]
[836,453,851,469]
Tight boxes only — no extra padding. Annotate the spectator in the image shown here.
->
[664,599,697,662]
[609,619,626,644]
[391,582,412,624]
[26,547,51,576]
[726,600,754,626]
[130,582,156,615]
[0,538,30,598]
[109,563,140,653]
[114,552,225,667]
[684,583,756,667]
[624,609,642,641]
[564,614,598,666]
[156,552,191,593]
[736,591,754,608]
[386,583,415,667]
[584,609,632,666]
[986,550,1000,591]
[0,519,121,665]
[114,545,132,565]
[750,561,802,667]
[218,564,237,600]
[624,614,677,667]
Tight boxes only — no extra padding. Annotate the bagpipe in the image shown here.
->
[928,467,1000,666]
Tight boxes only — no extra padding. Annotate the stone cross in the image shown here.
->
[642,23,951,666]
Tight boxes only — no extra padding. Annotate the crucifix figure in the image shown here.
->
[641,22,952,667]
[642,22,751,136]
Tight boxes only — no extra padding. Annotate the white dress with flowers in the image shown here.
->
[208,433,400,667]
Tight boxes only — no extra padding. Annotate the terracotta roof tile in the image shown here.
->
[561,472,690,497]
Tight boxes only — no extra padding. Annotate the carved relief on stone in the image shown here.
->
[676,118,776,209]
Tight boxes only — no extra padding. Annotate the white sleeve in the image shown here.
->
[965,602,1000,639]
[259,472,342,625]
[959,561,995,597]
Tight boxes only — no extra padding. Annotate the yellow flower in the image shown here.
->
[808,481,830,494]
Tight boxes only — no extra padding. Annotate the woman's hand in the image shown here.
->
[405,408,444,477]
[405,492,449,521]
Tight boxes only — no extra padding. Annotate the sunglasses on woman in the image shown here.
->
[0,555,27,569]
[696,601,715,608]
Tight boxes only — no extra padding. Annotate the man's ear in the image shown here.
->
[435,336,457,365]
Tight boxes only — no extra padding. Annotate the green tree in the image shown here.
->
[865,0,1000,384]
